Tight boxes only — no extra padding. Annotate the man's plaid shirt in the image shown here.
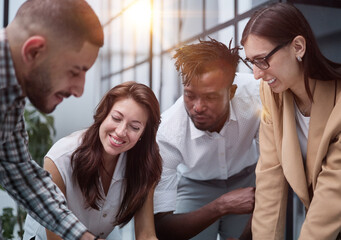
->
[0,29,87,240]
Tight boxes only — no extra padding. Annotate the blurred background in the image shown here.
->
[1,0,341,239]
[1,0,340,141]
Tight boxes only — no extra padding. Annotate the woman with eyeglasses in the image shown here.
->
[23,81,162,240]
[241,3,341,240]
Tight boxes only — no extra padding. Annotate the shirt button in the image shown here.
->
[103,213,107,217]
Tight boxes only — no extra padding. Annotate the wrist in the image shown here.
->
[215,195,232,216]
[79,231,96,240]
[209,197,226,218]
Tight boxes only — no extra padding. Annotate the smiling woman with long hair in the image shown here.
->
[24,81,162,240]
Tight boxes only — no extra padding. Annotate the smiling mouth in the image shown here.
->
[56,92,71,101]
[110,135,124,145]
[267,78,276,84]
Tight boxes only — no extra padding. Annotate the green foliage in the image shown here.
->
[1,104,55,239]
[1,208,16,239]
[16,206,27,239]
[24,104,56,166]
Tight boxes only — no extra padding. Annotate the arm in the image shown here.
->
[43,158,103,240]
[299,131,341,239]
[155,187,255,240]
[155,116,255,240]
[134,187,158,240]
[252,82,288,240]
[0,121,89,240]
[44,157,65,240]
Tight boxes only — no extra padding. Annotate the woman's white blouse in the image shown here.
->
[23,129,127,239]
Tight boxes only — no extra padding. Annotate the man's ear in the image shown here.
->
[292,35,306,59]
[229,84,237,100]
[21,36,47,64]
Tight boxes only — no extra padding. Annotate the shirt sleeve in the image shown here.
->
[0,104,87,240]
[299,126,341,239]
[252,81,288,240]
[153,132,182,213]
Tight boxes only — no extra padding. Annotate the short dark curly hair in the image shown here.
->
[173,37,240,86]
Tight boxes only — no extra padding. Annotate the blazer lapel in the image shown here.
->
[281,90,310,207]
[306,80,336,187]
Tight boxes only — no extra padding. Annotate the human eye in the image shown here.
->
[253,57,263,64]
[130,125,140,131]
[111,115,121,122]
[184,91,195,100]
[206,94,219,100]
[70,71,80,77]
[131,126,140,132]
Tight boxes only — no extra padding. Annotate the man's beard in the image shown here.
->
[24,64,54,113]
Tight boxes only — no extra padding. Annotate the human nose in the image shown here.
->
[252,65,264,80]
[193,99,206,113]
[71,73,86,97]
[116,122,127,137]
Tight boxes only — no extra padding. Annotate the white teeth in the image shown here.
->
[111,136,123,145]
[268,78,276,84]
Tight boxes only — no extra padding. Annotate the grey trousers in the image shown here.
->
[175,164,256,240]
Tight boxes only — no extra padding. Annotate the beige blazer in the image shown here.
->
[252,79,341,240]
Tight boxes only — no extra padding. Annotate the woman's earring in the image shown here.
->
[297,56,302,62]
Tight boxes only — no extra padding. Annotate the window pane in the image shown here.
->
[101,26,111,77]
[135,62,150,86]
[135,0,151,62]
[0,1,3,27]
[122,11,135,69]
[111,0,122,17]
[100,0,111,24]
[163,0,179,50]
[152,55,161,100]
[205,0,234,30]
[238,0,269,15]
[208,26,235,47]
[153,0,162,55]
[160,52,180,112]
[238,18,252,73]
[9,0,25,23]
[110,18,122,73]
[124,0,135,8]
[180,0,203,41]
[111,74,122,89]
[123,69,135,82]
[101,78,110,97]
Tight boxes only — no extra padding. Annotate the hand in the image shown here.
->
[79,232,106,240]
[216,187,255,215]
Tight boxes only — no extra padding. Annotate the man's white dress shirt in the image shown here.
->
[154,72,261,213]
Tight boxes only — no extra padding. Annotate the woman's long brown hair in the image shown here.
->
[71,81,162,227]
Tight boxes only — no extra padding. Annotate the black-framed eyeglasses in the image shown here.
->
[243,41,290,70]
